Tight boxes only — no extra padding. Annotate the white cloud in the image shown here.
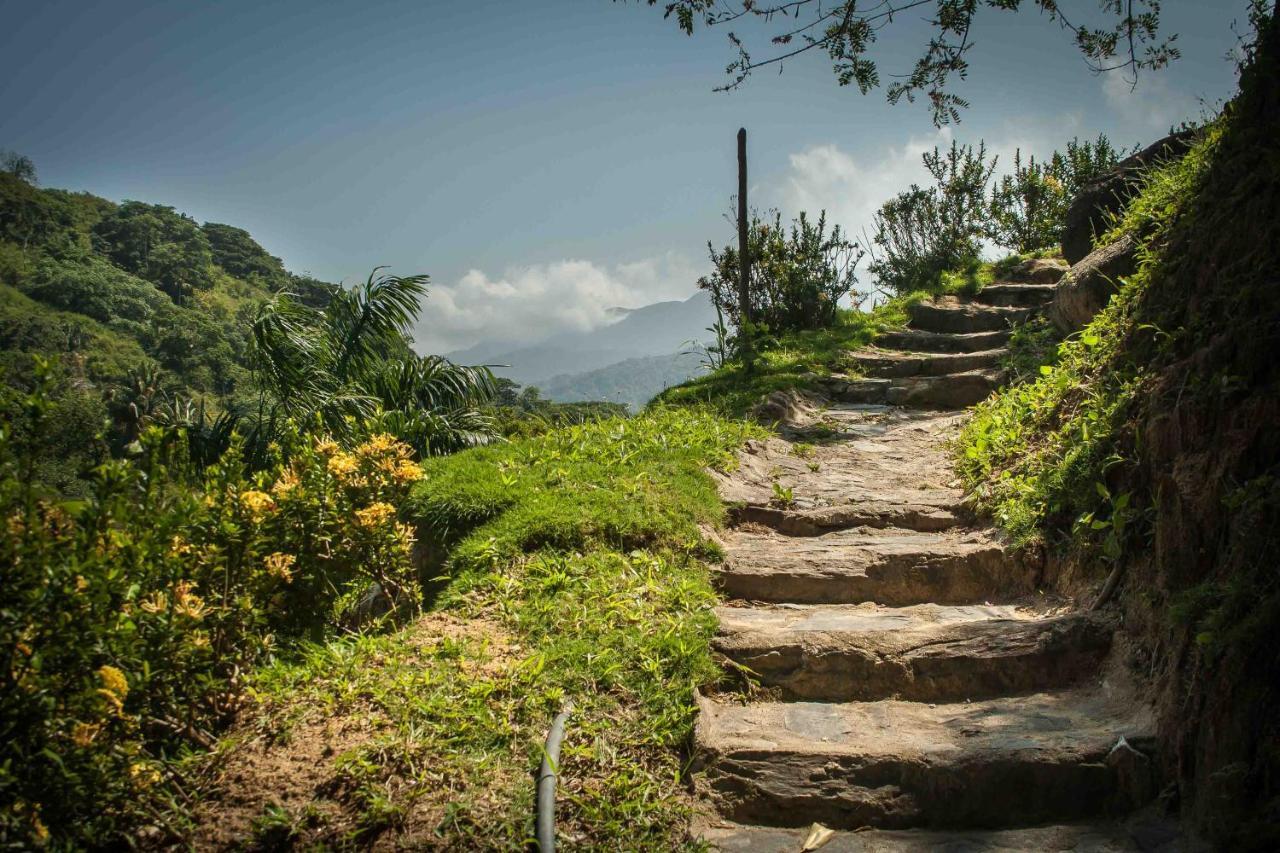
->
[1101,70,1197,131]
[413,251,701,354]
[778,128,953,252]
[774,116,1092,268]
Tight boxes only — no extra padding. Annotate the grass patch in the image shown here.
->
[654,301,916,418]
[955,124,1222,546]
[193,408,763,848]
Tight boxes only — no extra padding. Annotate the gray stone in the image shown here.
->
[694,686,1158,830]
[1050,231,1138,332]
[1063,129,1198,264]
[714,603,1115,702]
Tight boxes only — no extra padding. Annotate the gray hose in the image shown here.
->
[535,702,574,852]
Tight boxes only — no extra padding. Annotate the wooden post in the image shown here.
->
[736,127,753,372]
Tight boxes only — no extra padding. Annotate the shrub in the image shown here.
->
[0,371,423,847]
[987,135,1126,253]
[868,140,996,293]
[699,209,862,342]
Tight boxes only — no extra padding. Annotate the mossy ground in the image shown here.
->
[190,409,762,848]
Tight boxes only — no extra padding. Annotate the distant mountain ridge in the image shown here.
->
[443,291,717,387]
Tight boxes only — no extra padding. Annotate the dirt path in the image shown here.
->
[693,264,1166,850]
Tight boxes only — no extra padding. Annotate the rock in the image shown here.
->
[752,388,825,428]
[908,299,1033,334]
[1062,129,1199,264]
[1004,257,1069,284]
[713,603,1115,702]
[694,685,1157,829]
[1049,231,1138,332]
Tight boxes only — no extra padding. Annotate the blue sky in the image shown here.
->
[0,0,1249,352]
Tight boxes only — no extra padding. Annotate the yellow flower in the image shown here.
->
[75,575,89,592]
[264,552,296,582]
[169,535,193,557]
[97,665,128,699]
[139,591,167,614]
[97,689,125,716]
[392,459,423,484]
[355,502,396,529]
[271,469,300,496]
[327,452,359,480]
[357,433,399,457]
[240,490,275,521]
[189,630,211,649]
[315,437,339,456]
[129,761,162,789]
[71,721,102,748]
[174,581,207,620]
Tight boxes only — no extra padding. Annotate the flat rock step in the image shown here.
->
[908,300,1034,334]
[700,820,1163,852]
[976,282,1058,307]
[826,370,1004,410]
[715,412,968,535]
[714,603,1114,701]
[695,686,1157,830]
[877,328,1011,354]
[849,347,1006,379]
[716,527,1031,606]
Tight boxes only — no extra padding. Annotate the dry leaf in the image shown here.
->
[801,822,836,851]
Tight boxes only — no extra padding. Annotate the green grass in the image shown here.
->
[202,408,763,848]
[653,301,916,418]
[955,124,1222,547]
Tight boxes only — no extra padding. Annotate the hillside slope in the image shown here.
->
[958,10,1280,847]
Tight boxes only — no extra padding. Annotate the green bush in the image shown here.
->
[987,135,1125,253]
[0,372,424,847]
[699,209,862,340]
[869,140,996,293]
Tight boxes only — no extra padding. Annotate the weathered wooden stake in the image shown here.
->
[736,127,753,373]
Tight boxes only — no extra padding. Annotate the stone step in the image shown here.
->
[908,299,1033,334]
[975,282,1058,307]
[878,328,1012,354]
[825,370,1004,410]
[714,603,1114,702]
[699,820,1167,852]
[848,347,1007,379]
[694,686,1157,830]
[716,412,968,535]
[715,527,1031,606]
[999,257,1069,284]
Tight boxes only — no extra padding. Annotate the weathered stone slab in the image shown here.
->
[878,328,1012,354]
[714,603,1114,701]
[699,820,1154,851]
[975,283,1058,307]
[908,299,1033,334]
[695,686,1157,829]
[715,527,1029,606]
[848,348,1007,379]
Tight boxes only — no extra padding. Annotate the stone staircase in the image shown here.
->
[819,268,1062,410]
[694,261,1167,850]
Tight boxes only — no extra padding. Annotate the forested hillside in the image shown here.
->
[0,171,339,491]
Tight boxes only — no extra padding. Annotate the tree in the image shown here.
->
[201,222,288,287]
[1,150,36,184]
[250,268,498,457]
[987,134,1126,252]
[92,202,214,304]
[637,1,1178,125]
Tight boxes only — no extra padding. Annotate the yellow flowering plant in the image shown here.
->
[0,379,425,846]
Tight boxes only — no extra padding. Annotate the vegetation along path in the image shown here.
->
[692,260,1167,851]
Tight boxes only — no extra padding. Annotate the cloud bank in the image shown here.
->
[413,251,702,354]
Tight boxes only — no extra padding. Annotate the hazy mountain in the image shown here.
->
[536,351,709,411]
[444,291,716,385]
